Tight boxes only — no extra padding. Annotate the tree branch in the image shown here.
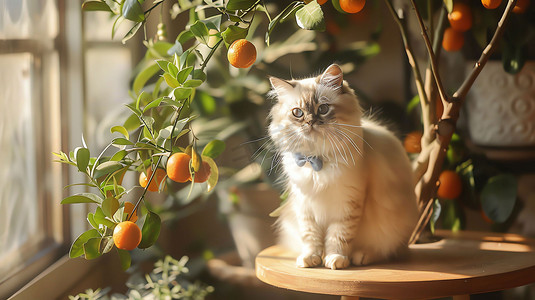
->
[407,0,449,105]
[384,0,428,107]
[454,0,517,100]
[410,0,518,243]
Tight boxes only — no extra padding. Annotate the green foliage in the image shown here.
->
[138,211,161,249]
[295,1,325,31]
[66,0,380,270]
[69,256,213,300]
[481,174,517,223]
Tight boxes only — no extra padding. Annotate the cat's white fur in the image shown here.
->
[268,64,418,269]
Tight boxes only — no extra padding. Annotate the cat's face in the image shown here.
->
[268,64,362,155]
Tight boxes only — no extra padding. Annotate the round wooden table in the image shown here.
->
[256,231,535,299]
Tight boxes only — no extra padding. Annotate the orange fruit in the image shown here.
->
[448,3,472,32]
[437,170,463,200]
[113,221,142,251]
[123,202,138,223]
[227,39,257,69]
[167,152,192,183]
[339,0,366,13]
[139,167,166,192]
[194,161,211,183]
[513,0,530,13]
[442,27,465,52]
[481,0,502,9]
[317,0,328,4]
[404,131,423,153]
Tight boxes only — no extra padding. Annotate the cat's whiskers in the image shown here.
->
[325,131,342,166]
[333,127,363,158]
[329,129,350,165]
[330,129,356,165]
[332,123,373,151]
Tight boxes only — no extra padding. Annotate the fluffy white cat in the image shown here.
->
[268,64,418,270]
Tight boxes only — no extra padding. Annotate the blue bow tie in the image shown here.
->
[293,153,323,172]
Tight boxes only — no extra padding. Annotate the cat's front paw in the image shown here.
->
[324,254,350,270]
[296,253,322,268]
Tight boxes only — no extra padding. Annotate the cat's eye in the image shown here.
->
[292,108,304,118]
[318,104,329,115]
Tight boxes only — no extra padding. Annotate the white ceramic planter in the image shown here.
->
[466,61,535,147]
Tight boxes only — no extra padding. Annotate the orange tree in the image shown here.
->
[56,0,531,269]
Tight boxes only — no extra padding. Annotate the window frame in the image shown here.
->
[0,0,86,298]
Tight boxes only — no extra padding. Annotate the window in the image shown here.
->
[0,1,136,297]
[0,0,67,296]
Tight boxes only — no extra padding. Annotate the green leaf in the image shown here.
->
[62,193,103,205]
[94,207,117,229]
[168,63,179,78]
[100,237,115,254]
[221,25,249,45]
[442,200,463,232]
[143,97,165,113]
[110,150,128,162]
[124,113,141,131]
[176,66,193,84]
[481,174,517,223]
[110,125,129,140]
[443,0,453,13]
[156,59,170,72]
[87,213,98,229]
[116,249,131,270]
[138,211,161,249]
[82,1,112,12]
[267,2,303,44]
[202,14,222,31]
[202,140,225,158]
[133,63,160,96]
[227,0,256,10]
[173,87,193,100]
[202,155,219,193]
[502,42,526,75]
[112,137,134,146]
[75,147,90,173]
[121,0,145,22]
[190,20,210,44]
[122,21,144,44]
[183,79,203,88]
[177,30,195,45]
[83,238,103,259]
[102,197,120,218]
[163,73,180,88]
[331,0,345,14]
[94,161,124,179]
[295,1,325,31]
[192,69,206,81]
[456,160,478,209]
[406,95,420,115]
[197,91,217,115]
[70,229,101,258]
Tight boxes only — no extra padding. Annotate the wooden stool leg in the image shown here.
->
[341,296,359,300]
[453,295,470,300]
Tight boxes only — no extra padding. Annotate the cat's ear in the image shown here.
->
[319,64,343,88]
[269,77,294,95]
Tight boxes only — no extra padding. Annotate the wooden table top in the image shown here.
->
[255,230,535,299]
